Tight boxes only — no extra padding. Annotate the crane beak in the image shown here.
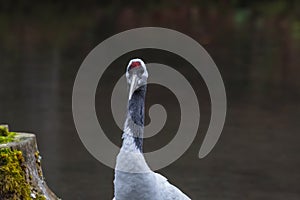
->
[129,74,138,100]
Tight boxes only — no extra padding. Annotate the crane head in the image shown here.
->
[126,58,148,100]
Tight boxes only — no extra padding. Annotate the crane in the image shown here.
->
[113,58,191,200]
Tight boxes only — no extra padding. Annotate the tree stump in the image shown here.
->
[0,125,60,200]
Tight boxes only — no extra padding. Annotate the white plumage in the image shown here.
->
[113,59,191,200]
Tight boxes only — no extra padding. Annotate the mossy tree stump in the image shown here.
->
[0,125,59,200]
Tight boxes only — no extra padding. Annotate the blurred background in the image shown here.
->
[1,0,300,199]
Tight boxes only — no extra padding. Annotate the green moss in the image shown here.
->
[0,148,48,200]
[36,194,46,200]
[0,126,16,144]
[0,148,31,199]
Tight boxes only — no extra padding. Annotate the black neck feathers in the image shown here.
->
[125,85,147,151]
[128,85,146,126]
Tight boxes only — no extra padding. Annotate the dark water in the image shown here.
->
[1,3,300,199]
